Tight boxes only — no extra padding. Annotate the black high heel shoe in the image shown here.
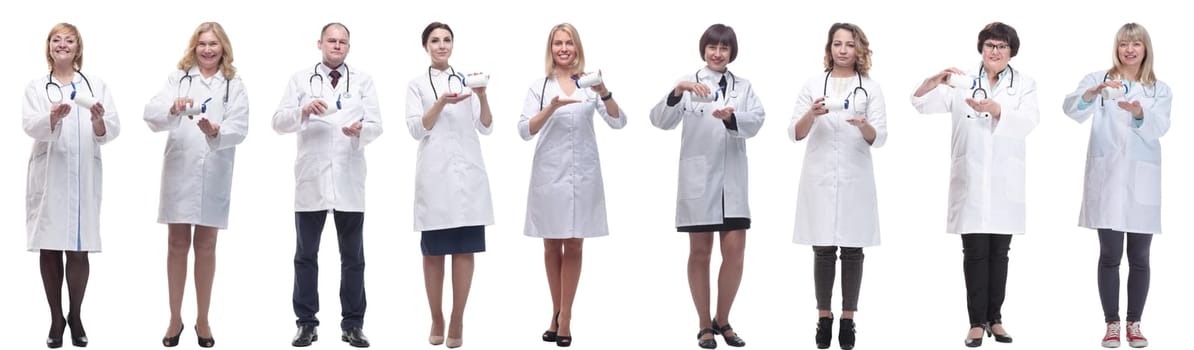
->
[555,314,572,347]
[195,325,215,348]
[964,324,983,348]
[984,321,1013,343]
[46,317,66,349]
[541,311,560,342]
[163,324,184,347]
[815,316,833,349]
[697,328,718,349]
[67,315,87,347]
[839,318,856,350]
[711,319,745,347]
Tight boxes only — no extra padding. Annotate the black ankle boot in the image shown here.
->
[816,316,833,349]
[839,318,856,350]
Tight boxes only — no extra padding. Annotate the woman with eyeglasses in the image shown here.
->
[1061,22,1170,349]
[910,21,1039,348]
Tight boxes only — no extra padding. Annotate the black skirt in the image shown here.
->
[421,226,486,256]
[677,218,751,233]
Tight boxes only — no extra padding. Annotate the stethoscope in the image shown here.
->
[537,74,594,111]
[428,65,466,97]
[178,72,230,114]
[309,63,350,109]
[689,69,738,114]
[45,70,94,104]
[969,63,1016,100]
[1100,72,1156,106]
[821,70,868,112]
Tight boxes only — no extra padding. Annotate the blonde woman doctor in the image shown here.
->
[790,22,886,350]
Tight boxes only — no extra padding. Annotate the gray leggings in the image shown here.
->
[814,246,864,311]
[1098,229,1152,322]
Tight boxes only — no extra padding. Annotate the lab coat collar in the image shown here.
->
[700,66,727,82]
[186,66,225,84]
[319,62,346,76]
[429,65,454,77]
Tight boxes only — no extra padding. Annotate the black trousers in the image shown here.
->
[961,234,1011,326]
[1097,229,1152,322]
[813,246,864,312]
[293,210,366,330]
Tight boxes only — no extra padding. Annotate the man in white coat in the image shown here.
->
[272,22,382,348]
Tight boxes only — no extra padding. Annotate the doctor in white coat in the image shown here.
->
[520,23,625,348]
[649,23,762,350]
[272,22,381,348]
[23,22,120,348]
[910,22,1038,348]
[405,22,494,349]
[1061,23,1169,348]
[790,23,886,350]
[143,22,247,348]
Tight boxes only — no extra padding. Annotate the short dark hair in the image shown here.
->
[698,24,737,63]
[421,22,453,48]
[977,22,1019,57]
[321,22,350,38]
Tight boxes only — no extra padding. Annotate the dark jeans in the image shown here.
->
[961,234,1011,326]
[1098,229,1152,322]
[293,210,366,330]
[813,246,864,312]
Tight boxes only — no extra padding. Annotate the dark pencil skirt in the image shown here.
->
[421,225,486,256]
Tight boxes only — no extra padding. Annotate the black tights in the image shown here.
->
[40,250,89,338]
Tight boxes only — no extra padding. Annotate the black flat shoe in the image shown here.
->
[711,319,745,347]
[341,327,370,348]
[195,325,215,348]
[984,321,1013,343]
[542,311,560,342]
[697,328,718,349]
[47,317,66,349]
[816,316,833,349]
[291,325,317,347]
[162,324,183,347]
[839,318,856,350]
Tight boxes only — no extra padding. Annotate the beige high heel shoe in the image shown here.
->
[446,337,463,348]
[429,335,445,345]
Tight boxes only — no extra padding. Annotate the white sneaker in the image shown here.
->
[1102,322,1121,348]
[1126,321,1149,348]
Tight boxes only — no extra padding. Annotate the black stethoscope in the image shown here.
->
[178,72,230,114]
[428,65,467,97]
[970,63,1016,99]
[309,63,350,109]
[695,69,737,102]
[821,70,868,112]
[45,70,94,104]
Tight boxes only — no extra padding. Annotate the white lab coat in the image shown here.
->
[518,77,627,238]
[790,73,887,247]
[272,63,383,212]
[143,68,249,229]
[649,67,765,227]
[910,65,1039,234]
[405,67,495,231]
[1062,71,1171,234]
[23,73,121,252]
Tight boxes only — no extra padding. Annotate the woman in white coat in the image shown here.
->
[910,22,1038,347]
[520,23,625,348]
[23,22,120,349]
[790,23,886,350]
[1061,23,1169,349]
[649,23,763,349]
[405,22,494,349]
[143,22,248,348]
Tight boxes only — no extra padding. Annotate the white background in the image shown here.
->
[1,0,1189,349]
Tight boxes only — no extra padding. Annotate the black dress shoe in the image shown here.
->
[341,328,370,348]
[984,321,1013,343]
[697,328,718,349]
[47,317,66,349]
[839,318,856,350]
[195,325,215,348]
[291,325,318,347]
[711,319,745,347]
[964,324,983,348]
[67,316,88,348]
[816,316,833,349]
[542,311,560,342]
[163,324,184,347]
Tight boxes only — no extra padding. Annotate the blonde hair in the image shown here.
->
[822,23,872,76]
[1109,23,1156,85]
[177,22,237,80]
[44,23,83,72]
[543,23,585,76]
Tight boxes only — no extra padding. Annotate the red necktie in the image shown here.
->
[329,70,341,88]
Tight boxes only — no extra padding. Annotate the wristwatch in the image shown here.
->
[601,91,613,101]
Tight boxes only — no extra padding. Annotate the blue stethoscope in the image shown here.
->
[821,70,868,112]
[429,65,467,97]
[1100,71,1156,106]
[45,70,94,104]
[537,74,593,111]
[969,63,1016,100]
[178,72,229,114]
[309,63,350,109]
[695,69,737,102]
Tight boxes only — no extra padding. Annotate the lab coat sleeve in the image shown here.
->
[517,81,541,141]
[1132,81,1171,141]
[726,83,764,138]
[992,77,1039,139]
[405,80,430,140]
[272,74,307,134]
[206,77,250,151]
[910,84,954,115]
[595,94,627,130]
[788,79,816,142]
[1062,72,1101,124]
[867,82,889,148]
[649,91,684,130]
[352,74,384,150]
[22,80,62,141]
[471,93,492,135]
[93,79,121,145]
[143,72,183,133]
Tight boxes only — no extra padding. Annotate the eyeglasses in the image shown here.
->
[983,42,1010,51]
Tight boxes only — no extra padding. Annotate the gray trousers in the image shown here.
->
[1098,229,1152,322]
[813,246,864,312]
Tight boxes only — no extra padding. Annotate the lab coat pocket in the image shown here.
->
[1132,161,1161,206]
[679,157,707,200]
